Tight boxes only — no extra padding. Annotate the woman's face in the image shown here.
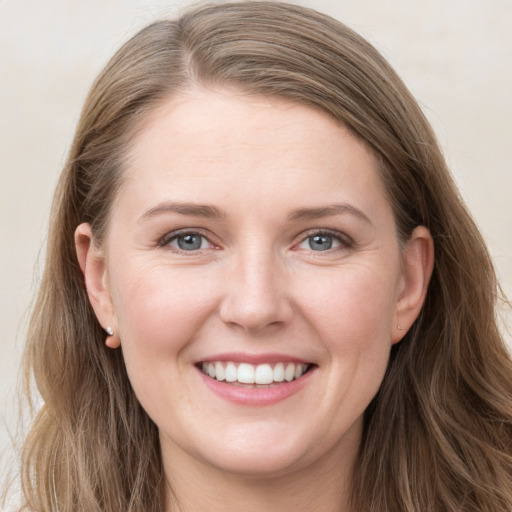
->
[80,89,431,480]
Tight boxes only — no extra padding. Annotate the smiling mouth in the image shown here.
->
[199,361,312,387]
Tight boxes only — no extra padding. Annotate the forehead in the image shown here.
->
[118,88,390,220]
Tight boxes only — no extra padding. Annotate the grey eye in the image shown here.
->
[308,234,333,251]
[174,233,205,251]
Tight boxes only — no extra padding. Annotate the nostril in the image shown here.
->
[219,295,294,332]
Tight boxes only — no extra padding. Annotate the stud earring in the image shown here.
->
[105,326,114,336]
[397,324,405,331]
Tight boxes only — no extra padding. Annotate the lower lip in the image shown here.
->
[198,367,315,406]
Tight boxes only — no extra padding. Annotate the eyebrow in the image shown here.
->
[139,201,224,223]
[139,200,372,225]
[287,203,372,224]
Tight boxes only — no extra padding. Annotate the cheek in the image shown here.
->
[298,262,398,348]
[108,264,222,416]
[110,262,221,354]
[312,268,397,399]
[297,261,398,410]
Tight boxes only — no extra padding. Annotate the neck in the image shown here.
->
[162,434,358,512]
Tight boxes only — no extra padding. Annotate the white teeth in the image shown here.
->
[237,363,255,384]
[273,362,285,382]
[255,364,273,384]
[284,363,295,382]
[215,362,225,381]
[200,361,309,384]
[225,362,237,382]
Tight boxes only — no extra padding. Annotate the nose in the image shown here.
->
[219,249,294,333]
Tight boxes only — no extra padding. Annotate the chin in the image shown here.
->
[162,421,318,479]
[201,444,310,479]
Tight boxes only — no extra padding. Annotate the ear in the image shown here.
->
[392,226,434,343]
[75,223,120,348]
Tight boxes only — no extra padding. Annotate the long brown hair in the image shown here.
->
[11,2,512,511]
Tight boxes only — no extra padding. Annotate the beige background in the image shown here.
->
[1,0,511,473]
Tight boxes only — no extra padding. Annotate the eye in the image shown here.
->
[307,234,335,251]
[163,232,212,252]
[296,231,351,252]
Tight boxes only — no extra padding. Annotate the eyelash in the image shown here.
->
[158,229,215,253]
[158,229,354,254]
[295,229,354,254]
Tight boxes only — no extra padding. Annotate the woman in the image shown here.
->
[11,1,512,511]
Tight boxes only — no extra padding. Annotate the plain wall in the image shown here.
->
[1,0,511,478]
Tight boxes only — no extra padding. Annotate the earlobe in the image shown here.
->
[75,223,120,348]
[392,226,434,343]
[104,326,120,349]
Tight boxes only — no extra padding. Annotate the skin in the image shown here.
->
[76,89,433,512]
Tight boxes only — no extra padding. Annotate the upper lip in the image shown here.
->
[197,352,312,365]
